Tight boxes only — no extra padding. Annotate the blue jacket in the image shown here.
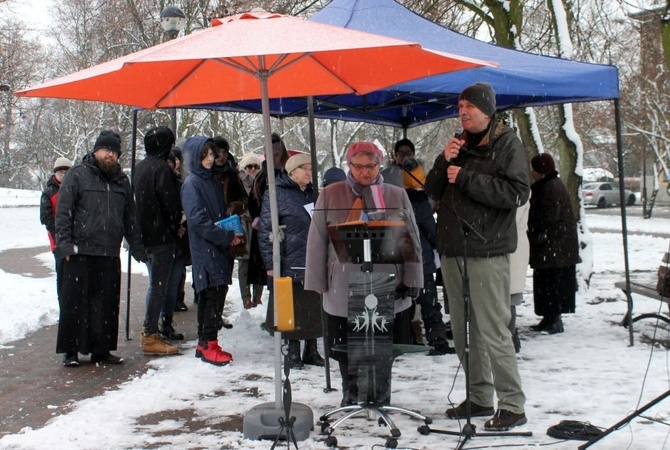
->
[180,136,235,294]
[259,172,314,281]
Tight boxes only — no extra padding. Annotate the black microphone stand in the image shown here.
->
[418,220,531,449]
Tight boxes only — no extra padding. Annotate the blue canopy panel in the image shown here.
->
[194,0,619,129]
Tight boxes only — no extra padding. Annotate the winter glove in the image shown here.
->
[132,249,149,264]
[226,201,247,216]
[395,283,420,300]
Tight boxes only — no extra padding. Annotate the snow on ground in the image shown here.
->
[0,188,669,449]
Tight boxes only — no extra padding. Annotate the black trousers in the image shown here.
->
[197,285,228,342]
[56,255,121,355]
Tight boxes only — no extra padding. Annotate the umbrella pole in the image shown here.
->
[243,62,313,443]
[125,109,139,341]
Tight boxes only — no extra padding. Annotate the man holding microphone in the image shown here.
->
[425,82,530,431]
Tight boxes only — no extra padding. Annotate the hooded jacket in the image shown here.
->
[55,152,144,260]
[424,119,530,258]
[133,132,181,248]
[180,136,235,294]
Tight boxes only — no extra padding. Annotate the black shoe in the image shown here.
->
[512,329,521,353]
[174,301,188,312]
[544,316,564,334]
[216,317,233,330]
[63,353,80,367]
[91,352,124,364]
[160,318,185,340]
[530,316,550,332]
[428,341,456,355]
[288,340,303,369]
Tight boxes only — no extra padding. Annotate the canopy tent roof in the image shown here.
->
[196,0,619,128]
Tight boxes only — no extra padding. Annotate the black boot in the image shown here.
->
[288,340,303,369]
[338,361,357,407]
[160,316,184,340]
[545,315,564,334]
[512,329,521,353]
[302,339,325,366]
[530,316,550,332]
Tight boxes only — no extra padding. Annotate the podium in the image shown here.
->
[318,221,431,448]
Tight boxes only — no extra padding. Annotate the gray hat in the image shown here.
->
[53,157,72,172]
[459,82,496,117]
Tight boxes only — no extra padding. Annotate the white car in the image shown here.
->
[582,182,636,208]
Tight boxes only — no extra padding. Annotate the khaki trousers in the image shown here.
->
[442,254,526,414]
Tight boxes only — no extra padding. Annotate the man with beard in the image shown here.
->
[55,130,147,367]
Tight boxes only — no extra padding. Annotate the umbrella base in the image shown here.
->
[243,402,313,441]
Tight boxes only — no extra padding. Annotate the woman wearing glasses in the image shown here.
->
[259,152,324,368]
[304,141,423,406]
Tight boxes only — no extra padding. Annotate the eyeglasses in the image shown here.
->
[349,163,378,171]
[245,164,260,170]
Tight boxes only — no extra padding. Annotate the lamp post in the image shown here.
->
[160,6,186,136]
[0,83,11,162]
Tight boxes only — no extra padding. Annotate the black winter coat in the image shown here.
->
[258,173,314,281]
[425,119,530,258]
[133,152,181,248]
[528,171,580,269]
[406,188,437,275]
[55,153,145,260]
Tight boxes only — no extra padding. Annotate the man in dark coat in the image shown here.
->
[55,130,147,367]
[425,83,530,431]
[133,126,182,356]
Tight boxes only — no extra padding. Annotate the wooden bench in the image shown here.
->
[617,252,670,325]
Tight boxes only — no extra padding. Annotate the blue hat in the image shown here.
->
[323,167,346,187]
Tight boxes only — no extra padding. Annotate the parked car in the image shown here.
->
[582,182,636,208]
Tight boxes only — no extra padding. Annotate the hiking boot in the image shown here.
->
[445,400,495,419]
[484,409,527,431]
[142,332,180,356]
[302,339,325,366]
[63,353,80,367]
[91,352,124,364]
[428,341,456,356]
[198,340,232,366]
[195,341,232,359]
[159,317,184,340]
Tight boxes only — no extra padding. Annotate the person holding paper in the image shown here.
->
[259,152,324,369]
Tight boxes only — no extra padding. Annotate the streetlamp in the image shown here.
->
[0,83,11,161]
[160,6,186,136]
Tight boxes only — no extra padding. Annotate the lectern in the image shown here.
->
[318,221,431,448]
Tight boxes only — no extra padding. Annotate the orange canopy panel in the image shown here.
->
[16,10,495,108]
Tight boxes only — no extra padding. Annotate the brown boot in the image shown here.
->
[142,332,180,356]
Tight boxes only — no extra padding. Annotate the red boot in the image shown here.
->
[198,340,232,366]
